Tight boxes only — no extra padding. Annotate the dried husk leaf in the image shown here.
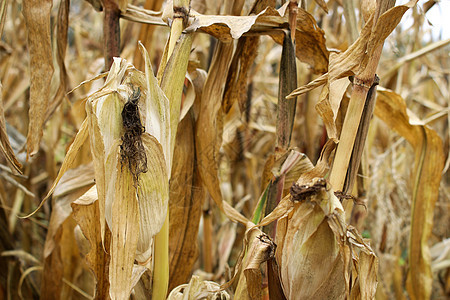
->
[135,133,169,263]
[278,181,346,299]
[89,92,123,246]
[139,42,171,171]
[375,89,444,300]
[108,144,140,300]
[278,177,378,299]
[86,102,107,246]
[23,0,54,158]
[81,55,171,294]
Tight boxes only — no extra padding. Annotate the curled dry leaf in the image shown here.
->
[234,226,276,300]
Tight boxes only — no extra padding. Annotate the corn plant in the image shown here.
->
[0,0,448,299]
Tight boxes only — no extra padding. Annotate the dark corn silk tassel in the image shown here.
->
[120,87,148,183]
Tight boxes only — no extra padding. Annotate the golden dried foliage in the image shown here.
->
[0,0,448,299]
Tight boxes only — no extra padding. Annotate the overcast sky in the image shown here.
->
[399,0,450,40]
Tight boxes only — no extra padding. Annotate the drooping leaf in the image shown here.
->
[23,0,54,158]
[0,83,22,174]
[168,113,204,291]
[375,89,444,300]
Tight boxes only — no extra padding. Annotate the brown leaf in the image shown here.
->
[72,187,111,300]
[314,0,328,13]
[276,31,297,149]
[271,6,329,74]
[375,89,444,300]
[235,227,276,300]
[23,0,54,158]
[186,5,329,73]
[288,0,418,98]
[168,113,204,291]
[0,83,22,174]
[21,118,89,218]
[222,36,259,114]
[195,41,248,224]
[45,0,70,121]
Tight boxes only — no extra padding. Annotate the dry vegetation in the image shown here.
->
[0,0,448,299]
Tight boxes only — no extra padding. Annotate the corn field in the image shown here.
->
[0,0,448,299]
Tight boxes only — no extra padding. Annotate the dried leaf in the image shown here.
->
[72,187,111,299]
[276,31,297,149]
[195,41,248,224]
[235,227,276,300]
[375,89,444,300]
[21,119,89,218]
[288,0,418,98]
[167,275,230,299]
[0,83,22,174]
[186,5,328,73]
[139,42,171,170]
[23,0,54,158]
[314,0,328,13]
[45,0,70,121]
[168,113,204,291]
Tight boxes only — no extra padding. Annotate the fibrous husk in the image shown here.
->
[276,177,378,300]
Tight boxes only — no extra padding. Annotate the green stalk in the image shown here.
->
[152,1,190,298]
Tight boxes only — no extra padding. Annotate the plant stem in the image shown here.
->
[152,1,189,298]
[152,216,169,300]
[103,0,120,70]
[329,0,394,192]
